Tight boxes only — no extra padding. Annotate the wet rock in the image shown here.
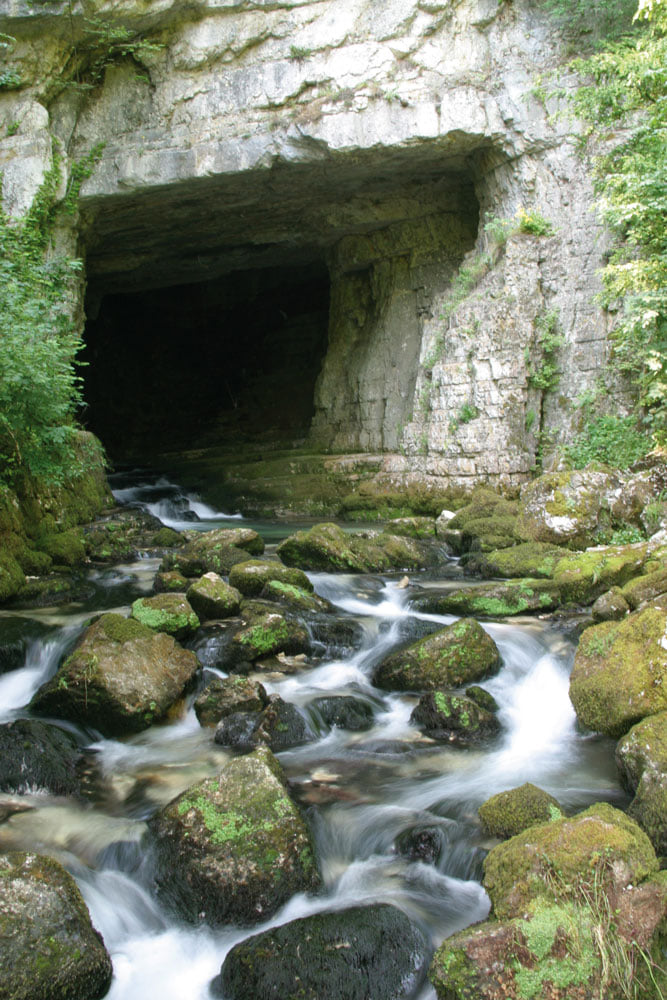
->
[215,903,428,1000]
[131,593,200,638]
[194,675,268,726]
[277,522,438,573]
[591,586,630,621]
[261,579,333,613]
[186,621,240,670]
[373,618,501,691]
[149,745,321,926]
[310,695,374,731]
[12,572,95,609]
[569,606,667,738]
[186,573,241,620]
[229,600,309,664]
[464,541,567,579]
[0,851,112,1000]
[161,527,264,577]
[412,579,560,617]
[465,685,499,713]
[517,469,621,549]
[394,825,446,864]
[306,615,365,659]
[30,613,199,736]
[154,570,189,593]
[0,616,52,674]
[214,694,312,751]
[410,691,500,746]
[616,712,667,856]
[478,783,563,840]
[228,558,313,597]
[83,507,172,562]
[552,543,647,606]
[483,802,658,920]
[0,719,86,797]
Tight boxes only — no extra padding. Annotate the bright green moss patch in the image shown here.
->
[100,613,151,644]
[514,900,598,999]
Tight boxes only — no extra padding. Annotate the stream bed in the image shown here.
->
[0,472,625,1000]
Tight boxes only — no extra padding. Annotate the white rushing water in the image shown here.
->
[0,475,624,1000]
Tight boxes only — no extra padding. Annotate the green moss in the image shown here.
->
[434,691,450,715]
[479,783,563,840]
[514,900,597,999]
[553,543,647,605]
[153,527,182,548]
[131,596,200,636]
[238,618,290,655]
[37,528,86,567]
[100,613,151,644]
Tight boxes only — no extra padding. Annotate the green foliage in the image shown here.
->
[6,121,19,137]
[566,2,667,443]
[289,45,312,60]
[525,409,537,432]
[80,16,164,84]
[0,69,21,90]
[540,0,639,49]
[516,208,555,236]
[566,413,652,467]
[63,144,106,214]
[0,148,100,486]
[528,308,564,391]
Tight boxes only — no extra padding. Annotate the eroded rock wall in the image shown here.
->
[0,0,620,488]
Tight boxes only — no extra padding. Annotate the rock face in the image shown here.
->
[215,904,429,1000]
[616,712,667,856]
[30,613,199,736]
[0,852,113,1000]
[569,607,667,738]
[149,746,321,926]
[373,618,501,690]
[1,0,622,490]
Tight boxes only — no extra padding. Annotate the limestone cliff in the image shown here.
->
[0,0,622,490]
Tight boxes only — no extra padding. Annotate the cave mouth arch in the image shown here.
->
[82,260,330,462]
[79,146,486,466]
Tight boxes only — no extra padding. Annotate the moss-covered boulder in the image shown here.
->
[517,469,620,549]
[154,570,190,593]
[261,579,333,613]
[616,712,667,856]
[30,613,199,736]
[228,559,312,598]
[410,691,500,746]
[194,675,268,726]
[552,543,647,605]
[569,607,667,738]
[214,695,312,752]
[621,566,667,609]
[464,541,567,580]
[483,802,658,920]
[373,618,501,691]
[161,527,264,577]
[591,586,630,622]
[215,904,428,1000]
[478,783,563,840]
[229,601,309,665]
[385,516,436,539]
[0,719,87,798]
[441,490,520,554]
[0,851,112,1000]
[186,573,241,620]
[465,685,499,713]
[39,528,87,567]
[311,695,375,731]
[276,522,437,573]
[84,507,172,563]
[0,552,27,603]
[429,878,667,1000]
[131,593,200,638]
[412,579,560,618]
[149,745,321,926]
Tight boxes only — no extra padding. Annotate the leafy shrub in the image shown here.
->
[566,414,652,468]
[516,209,555,237]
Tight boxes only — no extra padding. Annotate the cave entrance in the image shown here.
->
[79,146,486,466]
[82,261,330,462]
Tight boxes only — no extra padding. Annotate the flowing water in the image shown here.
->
[0,472,625,999]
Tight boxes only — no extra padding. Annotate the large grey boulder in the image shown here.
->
[30,613,199,736]
[149,746,321,926]
[0,851,112,1000]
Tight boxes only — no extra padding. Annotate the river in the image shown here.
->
[0,471,624,999]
